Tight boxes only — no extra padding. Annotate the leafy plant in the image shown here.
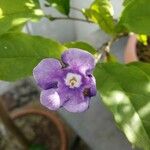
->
[0,0,150,149]
[83,0,115,34]
[0,32,65,81]
[0,0,43,34]
[94,62,150,150]
[45,0,70,15]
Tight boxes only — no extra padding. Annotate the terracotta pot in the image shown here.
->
[10,105,67,150]
[124,34,139,63]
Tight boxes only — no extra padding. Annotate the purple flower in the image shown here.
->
[33,48,96,113]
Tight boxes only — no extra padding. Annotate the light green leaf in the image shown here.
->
[64,41,96,54]
[137,35,148,46]
[0,0,44,35]
[0,32,66,81]
[94,62,150,150]
[105,52,118,62]
[46,0,70,15]
[118,0,150,34]
[83,0,115,34]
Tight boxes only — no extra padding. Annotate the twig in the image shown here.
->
[95,33,128,63]
[95,38,116,63]
[70,7,83,13]
[45,15,93,23]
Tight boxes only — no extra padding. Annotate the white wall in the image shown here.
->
[27,0,124,47]
[26,0,76,42]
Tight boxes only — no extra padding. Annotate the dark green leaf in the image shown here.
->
[83,0,115,34]
[46,0,70,15]
[64,41,96,54]
[0,32,66,81]
[0,0,43,35]
[123,0,134,6]
[94,62,150,149]
[118,0,150,34]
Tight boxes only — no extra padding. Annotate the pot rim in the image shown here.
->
[124,34,139,63]
[10,105,67,150]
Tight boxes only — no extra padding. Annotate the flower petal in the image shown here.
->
[63,90,90,113]
[33,58,62,89]
[40,89,61,110]
[61,49,95,74]
[84,75,97,97]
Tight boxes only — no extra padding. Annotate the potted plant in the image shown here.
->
[124,34,150,63]
[124,34,139,63]
[0,98,67,150]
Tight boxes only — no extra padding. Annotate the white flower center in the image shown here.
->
[65,73,82,88]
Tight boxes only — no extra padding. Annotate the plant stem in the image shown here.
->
[70,7,83,13]
[46,15,93,23]
[95,38,116,63]
[95,33,128,63]
[0,97,30,149]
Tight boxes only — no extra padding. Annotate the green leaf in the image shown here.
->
[0,0,44,35]
[94,62,150,150]
[118,0,150,34]
[105,52,118,63]
[46,0,70,15]
[64,41,96,54]
[0,32,66,81]
[83,0,115,34]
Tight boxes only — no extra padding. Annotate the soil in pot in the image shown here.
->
[137,36,150,62]
[0,112,63,150]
